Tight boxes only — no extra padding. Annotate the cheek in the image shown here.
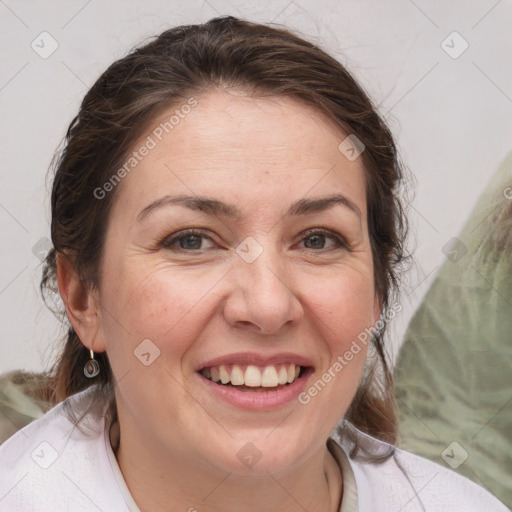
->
[99,261,219,359]
[300,264,377,347]
[294,268,374,425]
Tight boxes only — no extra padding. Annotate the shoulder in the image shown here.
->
[0,386,127,511]
[329,422,510,512]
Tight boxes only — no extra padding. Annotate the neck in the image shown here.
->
[114,422,343,512]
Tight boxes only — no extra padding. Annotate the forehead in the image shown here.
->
[110,88,367,221]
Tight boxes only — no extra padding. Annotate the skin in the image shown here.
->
[58,88,381,512]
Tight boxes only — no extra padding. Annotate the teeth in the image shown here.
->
[277,366,288,385]
[230,365,245,385]
[219,364,230,384]
[261,366,279,387]
[244,366,261,387]
[287,364,295,383]
[201,363,304,387]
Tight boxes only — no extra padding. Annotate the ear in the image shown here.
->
[56,252,106,353]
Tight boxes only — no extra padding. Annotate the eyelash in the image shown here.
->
[160,228,349,253]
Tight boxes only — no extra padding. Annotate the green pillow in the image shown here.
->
[0,371,53,444]
[395,150,512,507]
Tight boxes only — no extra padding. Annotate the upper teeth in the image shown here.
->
[201,363,301,387]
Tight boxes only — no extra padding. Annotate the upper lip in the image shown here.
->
[195,352,315,372]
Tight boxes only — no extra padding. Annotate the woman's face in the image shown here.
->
[91,88,380,475]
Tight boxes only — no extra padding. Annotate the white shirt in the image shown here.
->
[0,385,508,511]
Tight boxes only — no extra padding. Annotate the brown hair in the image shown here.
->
[38,15,410,452]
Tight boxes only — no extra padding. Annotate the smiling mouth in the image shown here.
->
[198,363,308,392]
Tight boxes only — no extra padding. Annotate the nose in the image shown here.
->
[222,241,304,335]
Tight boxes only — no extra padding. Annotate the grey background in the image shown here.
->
[1,0,511,373]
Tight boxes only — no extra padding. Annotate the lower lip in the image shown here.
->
[195,367,313,411]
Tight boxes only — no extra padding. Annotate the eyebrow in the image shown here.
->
[136,193,363,223]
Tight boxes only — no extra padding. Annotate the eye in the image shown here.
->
[161,229,215,251]
[299,228,348,251]
[161,227,348,253]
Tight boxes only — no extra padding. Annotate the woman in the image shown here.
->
[0,16,507,512]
